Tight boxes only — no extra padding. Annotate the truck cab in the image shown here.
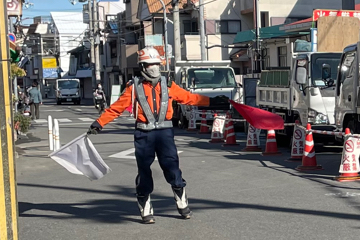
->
[257,51,341,139]
[173,61,242,127]
[55,78,81,105]
[292,52,341,129]
[334,42,360,136]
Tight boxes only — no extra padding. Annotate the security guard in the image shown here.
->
[88,46,229,224]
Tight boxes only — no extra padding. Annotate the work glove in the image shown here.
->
[87,120,102,135]
[209,95,230,107]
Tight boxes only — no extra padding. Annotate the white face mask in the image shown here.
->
[146,65,160,78]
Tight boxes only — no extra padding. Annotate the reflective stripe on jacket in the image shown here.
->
[96,78,210,127]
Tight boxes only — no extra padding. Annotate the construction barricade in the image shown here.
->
[187,108,197,132]
[334,128,360,182]
[209,113,225,143]
[242,124,262,152]
[286,120,305,162]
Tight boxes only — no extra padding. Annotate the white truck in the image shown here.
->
[172,60,243,128]
[335,42,360,138]
[256,51,341,140]
[55,78,81,105]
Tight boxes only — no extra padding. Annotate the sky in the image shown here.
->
[21,0,85,25]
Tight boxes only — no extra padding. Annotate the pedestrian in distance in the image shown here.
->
[28,81,42,120]
[88,46,229,224]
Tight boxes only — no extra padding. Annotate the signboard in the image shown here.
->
[313,9,360,21]
[7,0,22,17]
[42,58,58,79]
[339,137,360,174]
[145,35,163,46]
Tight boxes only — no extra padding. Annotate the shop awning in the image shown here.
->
[233,25,310,44]
[75,69,92,78]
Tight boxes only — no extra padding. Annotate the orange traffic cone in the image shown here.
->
[187,108,197,132]
[209,113,225,143]
[223,113,238,146]
[262,130,281,156]
[198,110,209,134]
[286,121,304,162]
[242,124,262,152]
[334,128,360,182]
[296,123,323,171]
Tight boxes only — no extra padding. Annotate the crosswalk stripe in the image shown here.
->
[34,119,47,123]
[57,118,72,123]
[78,118,94,122]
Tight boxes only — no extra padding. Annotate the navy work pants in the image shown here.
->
[134,128,186,196]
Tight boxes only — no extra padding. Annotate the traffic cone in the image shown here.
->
[334,128,360,182]
[262,130,281,156]
[242,124,262,152]
[187,108,197,132]
[286,121,304,162]
[296,123,323,171]
[222,113,238,146]
[209,113,225,143]
[198,110,209,134]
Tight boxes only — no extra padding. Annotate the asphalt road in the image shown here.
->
[15,100,360,240]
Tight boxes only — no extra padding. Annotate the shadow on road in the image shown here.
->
[17,182,360,224]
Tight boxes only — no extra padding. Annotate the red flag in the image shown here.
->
[125,105,133,114]
[229,100,284,130]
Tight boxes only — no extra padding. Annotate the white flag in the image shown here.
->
[48,133,111,180]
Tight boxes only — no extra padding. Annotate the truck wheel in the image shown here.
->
[179,113,188,129]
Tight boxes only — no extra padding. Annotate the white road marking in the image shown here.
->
[57,118,72,123]
[75,109,82,112]
[78,118,94,122]
[34,119,48,123]
[42,110,63,112]
[109,148,183,160]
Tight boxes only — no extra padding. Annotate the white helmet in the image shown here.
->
[137,46,161,64]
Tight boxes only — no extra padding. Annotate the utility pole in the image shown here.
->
[159,0,169,72]
[173,0,181,62]
[88,0,96,89]
[199,0,206,61]
[254,0,261,74]
[0,1,19,239]
[93,1,101,86]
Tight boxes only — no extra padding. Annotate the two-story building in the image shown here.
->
[232,0,360,74]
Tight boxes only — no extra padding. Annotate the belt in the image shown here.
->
[136,121,173,130]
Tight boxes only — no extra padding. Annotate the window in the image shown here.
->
[187,68,236,89]
[260,12,269,27]
[215,20,241,34]
[183,20,198,34]
[336,51,355,96]
[311,53,341,86]
[263,48,270,69]
[278,46,287,67]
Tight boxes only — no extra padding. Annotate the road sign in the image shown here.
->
[8,33,15,43]
[345,140,354,153]
[294,129,302,140]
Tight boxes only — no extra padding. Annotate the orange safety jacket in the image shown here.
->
[96,78,210,127]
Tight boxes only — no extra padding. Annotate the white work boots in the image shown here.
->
[137,187,192,224]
